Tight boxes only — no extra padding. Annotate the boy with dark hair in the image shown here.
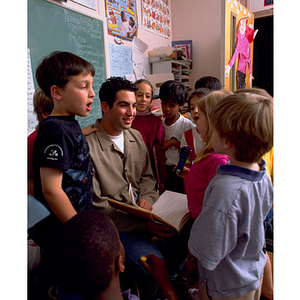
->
[48,210,136,300]
[188,89,273,300]
[49,210,182,300]
[159,80,195,193]
[29,51,96,250]
[194,76,222,90]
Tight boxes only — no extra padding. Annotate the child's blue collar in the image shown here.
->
[217,159,266,181]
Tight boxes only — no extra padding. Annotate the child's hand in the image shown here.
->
[140,254,169,282]
[137,199,153,211]
[173,165,190,179]
[159,182,165,195]
[162,138,180,150]
[82,124,98,136]
[162,139,172,150]
[140,254,179,300]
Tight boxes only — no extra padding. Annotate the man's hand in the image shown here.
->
[147,222,174,237]
[137,199,153,211]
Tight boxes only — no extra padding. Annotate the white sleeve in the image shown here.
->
[180,134,187,148]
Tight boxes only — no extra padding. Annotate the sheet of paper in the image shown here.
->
[109,43,133,78]
[132,36,148,63]
[132,37,148,79]
[143,52,151,77]
[133,62,145,80]
[125,74,136,83]
[72,0,96,10]
[128,183,138,206]
[27,49,37,136]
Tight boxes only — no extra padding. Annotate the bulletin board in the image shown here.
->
[28,0,107,129]
[224,0,255,91]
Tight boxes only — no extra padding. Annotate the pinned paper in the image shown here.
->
[27,49,37,136]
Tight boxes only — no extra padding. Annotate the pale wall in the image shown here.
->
[250,0,273,13]
[171,0,223,89]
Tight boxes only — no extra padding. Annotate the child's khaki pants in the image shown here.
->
[198,275,263,300]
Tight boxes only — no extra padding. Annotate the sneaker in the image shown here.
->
[188,288,199,300]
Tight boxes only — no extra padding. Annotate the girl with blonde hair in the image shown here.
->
[186,89,232,219]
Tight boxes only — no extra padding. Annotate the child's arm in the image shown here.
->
[40,167,77,223]
[141,254,178,300]
[162,137,180,150]
[154,124,168,194]
[81,124,98,136]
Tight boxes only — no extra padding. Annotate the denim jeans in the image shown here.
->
[119,218,193,299]
[56,286,83,300]
[119,231,162,299]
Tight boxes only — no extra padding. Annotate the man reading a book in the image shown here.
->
[86,77,192,299]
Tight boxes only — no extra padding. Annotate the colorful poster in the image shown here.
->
[141,0,171,39]
[106,0,137,41]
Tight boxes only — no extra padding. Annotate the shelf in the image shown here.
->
[151,59,192,91]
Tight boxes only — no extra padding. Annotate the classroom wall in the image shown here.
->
[29,0,272,99]
[171,0,223,89]
[250,0,273,13]
[46,0,172,78]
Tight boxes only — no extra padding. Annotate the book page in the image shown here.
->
[107,190,191,231]
[152,191,189,229]
[128,183,139,207]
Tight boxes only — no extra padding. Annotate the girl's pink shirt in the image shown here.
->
[186,152,229,219]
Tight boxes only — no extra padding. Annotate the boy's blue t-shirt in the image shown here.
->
[30,116,93,248]
[188,159,273,298]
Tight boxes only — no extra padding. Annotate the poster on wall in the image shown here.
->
[106,0,137,41]
[264,0,273,6]
[224,0,255,91]
[172,40,192,68]
[141,0,171,39]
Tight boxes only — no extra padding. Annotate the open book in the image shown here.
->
[108,189,191,232]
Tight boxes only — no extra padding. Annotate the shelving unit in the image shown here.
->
[151,59,192,91]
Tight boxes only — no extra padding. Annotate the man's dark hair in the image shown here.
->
[48,210,121,299]
[99,77,137,108]
[36,51,95,99]
[159,80,187,106]
[194,76,222,90]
